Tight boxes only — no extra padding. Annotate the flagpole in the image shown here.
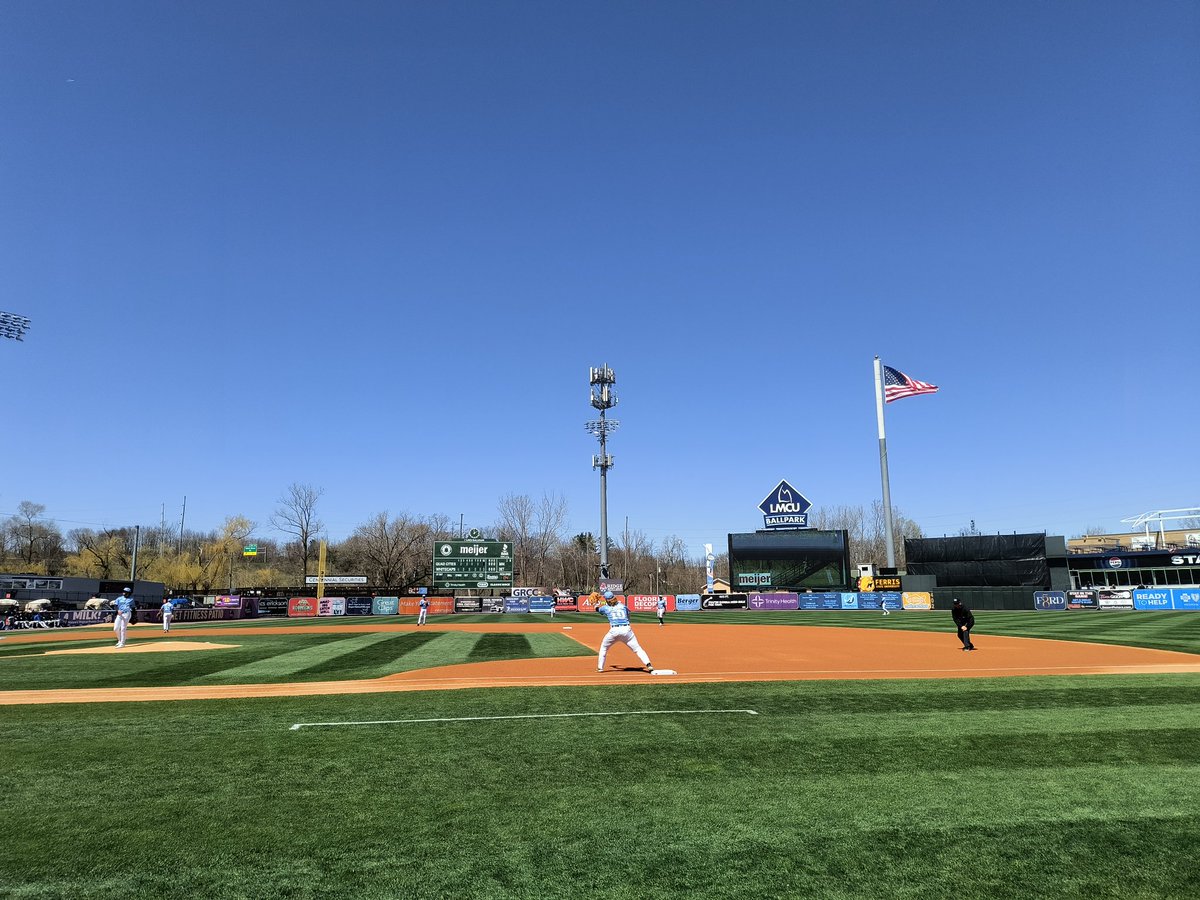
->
[874,356,897,568]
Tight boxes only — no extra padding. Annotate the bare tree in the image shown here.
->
[342,512,431,588]
[271,483,324,577]
[4,501,64,571]
[495,493,535,586]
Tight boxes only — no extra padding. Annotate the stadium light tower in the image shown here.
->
[586,365,619,581]
[0,311,31,342]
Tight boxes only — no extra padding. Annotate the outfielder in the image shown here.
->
[417,596,429,626]
[593,591,654,673]
[113,587,135,648]
[656,596,666,626]
[160,599,174,632]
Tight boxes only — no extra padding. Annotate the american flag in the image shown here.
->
[883,365,938,403]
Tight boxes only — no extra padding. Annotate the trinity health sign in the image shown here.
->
[758,479,812,530]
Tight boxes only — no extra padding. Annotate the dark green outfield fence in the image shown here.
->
[931,587,1036,610]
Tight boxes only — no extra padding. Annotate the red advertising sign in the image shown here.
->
[627,595,659,612]
[288,597,318,617]
[555,597,579,611]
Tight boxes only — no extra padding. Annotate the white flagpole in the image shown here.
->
[874,357,897,568]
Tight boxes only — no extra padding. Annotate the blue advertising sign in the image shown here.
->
[504,597,530,614]
[798,592,841,610]
[857,592,882,610]
[757,479,812,530]
[1034,591,1067,611]
[840,593,859,610]
[1133,589,1173,611]
[528,597,555,612]
[674,594,701,611]
[1173,589,1200,611]
[372,597,400,615]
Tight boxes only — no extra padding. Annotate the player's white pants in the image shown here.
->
[418,609,427,625]
[113,613,129,646]
[162,615,172,632]
[598,626,650,670]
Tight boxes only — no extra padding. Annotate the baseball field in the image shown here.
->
[2,610,1198,899]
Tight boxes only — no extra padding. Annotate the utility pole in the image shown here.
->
[586,365,619,582]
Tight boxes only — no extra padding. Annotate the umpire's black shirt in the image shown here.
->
[951,603,974,628]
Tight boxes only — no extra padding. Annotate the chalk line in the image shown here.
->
[290,708,759,730]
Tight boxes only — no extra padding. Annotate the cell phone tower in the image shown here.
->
[0,311,31,342]
[586,365,619,580]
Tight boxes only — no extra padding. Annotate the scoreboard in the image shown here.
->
[432,540,514,590]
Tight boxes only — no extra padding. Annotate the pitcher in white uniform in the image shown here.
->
[160,599,174,632]
[113,588,135,648]
[594,591,654,673]
[417,596,429,626]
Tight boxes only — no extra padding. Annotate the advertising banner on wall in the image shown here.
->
[1174,589,1200,610]
[748,592,799,611]
[627,595,660,612]
[901,592,933,610]
[454,597,483,613]
[57,609,115,626]
[674,594,701,611]
[258,597,290,616]
[577,594,602,612]
[554,596,579,611]
[840,593,859,609]
[1097,589,1134,610]
[214,595,242,608]
[372,597,399,615]
[482,597,506,613]
[1034,591,1067,611]
[504,597,530,614]
[701,594,747,610]
[318,598,346,616]
[856,592,883,610]
[345,597,374,616]
[528,597,555,613]
[288,597,318,617]
[1132,589,1173,611]
[1066,591,1098,609]
[799,592,841,610]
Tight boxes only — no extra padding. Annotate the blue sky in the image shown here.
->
[2,1,1197,551]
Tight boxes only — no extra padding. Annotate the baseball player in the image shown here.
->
[656,595,666,626]
[113,587,135,648]
[417,596,429,626]
[160,599,174,632]
[881,598,890,616]
[593,591,655,673]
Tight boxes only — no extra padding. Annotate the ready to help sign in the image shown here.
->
[758,479,811,529]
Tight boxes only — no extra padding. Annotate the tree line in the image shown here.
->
[0,486,923,594]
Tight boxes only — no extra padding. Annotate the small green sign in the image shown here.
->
[243,544,258,557]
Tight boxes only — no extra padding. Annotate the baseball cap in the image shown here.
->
[122,587,132,593]
[603,591,614,600]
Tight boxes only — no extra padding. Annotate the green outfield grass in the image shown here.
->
[1,674,1198,899]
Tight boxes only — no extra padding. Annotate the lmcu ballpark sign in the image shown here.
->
[758,479,812,529]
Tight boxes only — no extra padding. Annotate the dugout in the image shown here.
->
[904,533,1070,610]
[728,530,852,592]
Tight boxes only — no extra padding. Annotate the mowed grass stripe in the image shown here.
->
[294,631,448,680]
[468,633,532,660]
[197,632,400,683]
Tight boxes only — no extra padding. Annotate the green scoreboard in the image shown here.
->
[432,539,514,590]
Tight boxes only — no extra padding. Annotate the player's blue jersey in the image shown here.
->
[657,598,666,611]
[115,597,135,615]
[161,601,173,613]
[597,602,631,627]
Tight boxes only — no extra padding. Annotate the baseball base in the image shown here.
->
[651,669,677,676]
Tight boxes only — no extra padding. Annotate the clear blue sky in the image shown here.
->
[2,1,1197,551]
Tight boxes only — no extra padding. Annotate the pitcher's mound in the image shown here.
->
[44,641,238,655]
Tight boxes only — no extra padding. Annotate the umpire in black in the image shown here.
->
[951,598,976,650]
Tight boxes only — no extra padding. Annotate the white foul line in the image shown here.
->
[289,708,759,730]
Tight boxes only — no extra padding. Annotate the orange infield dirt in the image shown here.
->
[1,620,1198,705]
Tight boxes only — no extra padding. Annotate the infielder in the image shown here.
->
[656,596,666,626]
[160,599,174,632]
[417,596,429,626]
[113,587,135,648]
[593,591,654,673]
